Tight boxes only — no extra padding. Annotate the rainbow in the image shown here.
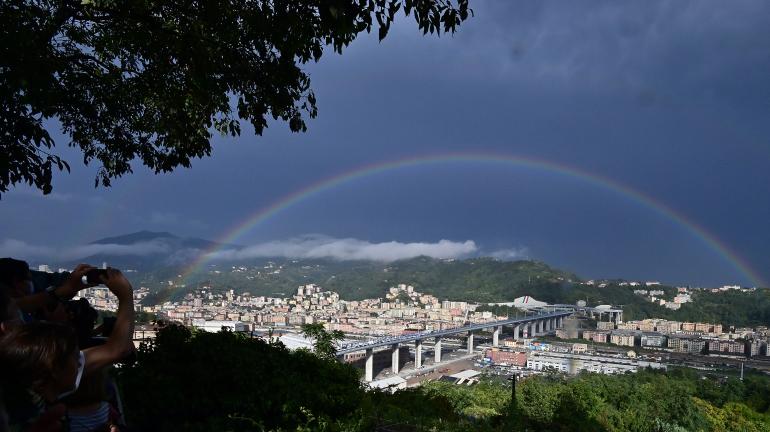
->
[181,152,764,287]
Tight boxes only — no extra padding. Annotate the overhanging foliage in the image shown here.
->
[1,0,471,195]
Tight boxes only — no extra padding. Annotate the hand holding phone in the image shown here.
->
[82,269,108,285]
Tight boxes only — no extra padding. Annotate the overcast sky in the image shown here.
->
[2,1,769,287]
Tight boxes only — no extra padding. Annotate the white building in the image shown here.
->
[368,376,407,393]
[527,351,665,375]
[191,319,249,333]
[450,369,481,384]
[512,296,548,310]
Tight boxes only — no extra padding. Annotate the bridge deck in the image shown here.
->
[336,311,571,355]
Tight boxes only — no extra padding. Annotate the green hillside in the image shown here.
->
[136,257,770,327]
[480,283,770,328]
[140,256,579,302]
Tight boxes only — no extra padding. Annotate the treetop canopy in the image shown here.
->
[0,0,471,195]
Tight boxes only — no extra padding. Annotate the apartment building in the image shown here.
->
[527,351,665,375]
[668,334,706,354]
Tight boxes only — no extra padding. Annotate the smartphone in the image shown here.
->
[82,269,108,285]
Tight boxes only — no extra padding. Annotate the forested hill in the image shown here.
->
[325,257,580,302]
[140,255,770,327]
[142,256,579,303]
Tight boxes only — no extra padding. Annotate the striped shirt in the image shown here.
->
[66,402,110,432]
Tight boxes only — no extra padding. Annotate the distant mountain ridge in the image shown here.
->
[69,230,231,271]
[70,231,584,303]
[73,231,584,301]
[91,230,225,250]
[91,230,178,244]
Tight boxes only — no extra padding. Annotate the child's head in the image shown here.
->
[0,321,80,402]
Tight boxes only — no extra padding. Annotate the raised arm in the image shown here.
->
[14,264,94,314]
[83,268,135,376]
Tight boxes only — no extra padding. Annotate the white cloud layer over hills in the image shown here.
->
[207,236,479,262]
[0,235,527,263]
[0,239,172,261]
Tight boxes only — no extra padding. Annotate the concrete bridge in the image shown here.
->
[337,311,572,381]
[489,300,624,324]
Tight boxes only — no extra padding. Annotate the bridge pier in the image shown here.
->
[391,344,400,374]
[365,348,374,382]
[415,339,423,368]
[343,313,571,382]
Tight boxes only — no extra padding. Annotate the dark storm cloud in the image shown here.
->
[454,1,770,108]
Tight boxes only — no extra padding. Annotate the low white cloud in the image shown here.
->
[0,239,56,259]
[208,235,478,262]
[164,248,204,266]
[0,239,171,261]
[1,235,527,265]
[67,241,171,259]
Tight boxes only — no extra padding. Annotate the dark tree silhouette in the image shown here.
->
[0,0,472,195]
[301,322,345,359]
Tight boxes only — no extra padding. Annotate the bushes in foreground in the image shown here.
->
[119,325,362,431]
[118,326,770,431]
